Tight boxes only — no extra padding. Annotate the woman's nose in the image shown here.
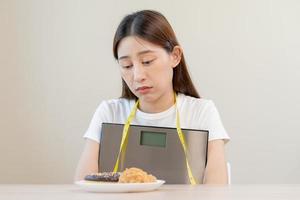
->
[133,64,146,82]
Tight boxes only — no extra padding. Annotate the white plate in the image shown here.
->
[75,180,165,193]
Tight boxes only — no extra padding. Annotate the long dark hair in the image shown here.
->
[113,10,200,99]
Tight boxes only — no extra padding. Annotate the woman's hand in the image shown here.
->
[204,139,228,184]
[74,139,99,181]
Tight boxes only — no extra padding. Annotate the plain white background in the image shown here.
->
[0,0,299,184]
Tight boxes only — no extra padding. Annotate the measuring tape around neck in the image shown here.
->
[113,92,197,184]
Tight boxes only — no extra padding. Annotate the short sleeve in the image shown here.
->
[83,101,112,143]
[203,101,230,143]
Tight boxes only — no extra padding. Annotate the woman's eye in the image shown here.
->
[142,59,155,65]
[122,65,132,69]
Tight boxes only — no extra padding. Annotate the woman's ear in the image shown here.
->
[170,46,182,68]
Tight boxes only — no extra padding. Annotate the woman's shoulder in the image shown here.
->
[178,93,214,107]
[177,93,219,116]
[97,97,135,111]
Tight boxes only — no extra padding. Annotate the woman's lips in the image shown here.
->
[136,86,153,94]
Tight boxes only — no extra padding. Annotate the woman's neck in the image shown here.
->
[138,90,176,113]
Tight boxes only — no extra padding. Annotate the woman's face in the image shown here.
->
[117,36,181,103]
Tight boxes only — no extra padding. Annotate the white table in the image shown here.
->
[0,184,299,200]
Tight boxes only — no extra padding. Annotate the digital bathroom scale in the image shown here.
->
[99,123,209,184]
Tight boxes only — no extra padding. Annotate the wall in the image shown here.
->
[0,0,299,183]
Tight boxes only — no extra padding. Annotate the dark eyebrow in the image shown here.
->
[118,50,155,61]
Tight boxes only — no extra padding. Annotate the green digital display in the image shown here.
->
[140,131,166,147]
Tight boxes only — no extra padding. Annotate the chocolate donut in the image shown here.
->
[84,172,121,182]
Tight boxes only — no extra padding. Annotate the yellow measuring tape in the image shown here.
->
[113,92,197,184]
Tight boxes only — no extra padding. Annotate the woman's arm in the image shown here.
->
[74,139,99,181]
[203,139,228,184]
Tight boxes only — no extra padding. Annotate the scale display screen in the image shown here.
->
[140,131,166,147]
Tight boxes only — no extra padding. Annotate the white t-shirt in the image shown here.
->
[83,93,230,144]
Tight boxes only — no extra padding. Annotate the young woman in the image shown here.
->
[75,10,230,184]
